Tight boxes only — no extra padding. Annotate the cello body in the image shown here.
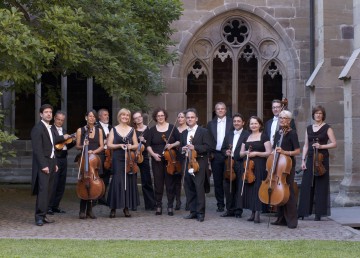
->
[76,147,105,200]
[258,152,292,206]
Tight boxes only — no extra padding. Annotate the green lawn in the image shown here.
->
[1,239,359,257]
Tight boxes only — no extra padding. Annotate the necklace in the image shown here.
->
[313,122,323,127]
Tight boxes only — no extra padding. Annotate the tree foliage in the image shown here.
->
[0,0,183,110]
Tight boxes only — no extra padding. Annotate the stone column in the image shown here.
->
[334,0,360,206]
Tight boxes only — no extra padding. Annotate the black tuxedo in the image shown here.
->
[31,121,56,221]
[96,122,112,189]
[221,129,250,215]
[48,126,75,210]
[206,117,234,209]
[181,126,211,216]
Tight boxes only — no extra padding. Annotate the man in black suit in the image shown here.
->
[181,108,211,222]
[265,99,296,146]
[96,108,112,205]
[48,111,75,215]
[221,113,250,218]
[31,104,66,226]
[207,102,233,212]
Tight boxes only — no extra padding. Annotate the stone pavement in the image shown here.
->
[0,184,359,241]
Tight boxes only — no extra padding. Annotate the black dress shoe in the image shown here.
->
[123,208,131,217]
[167,208,174,216]
[271,219,287,226]
[43,217,55,223]
[47,209,54,215]
[247,212,255,221]
[79,212,86,219]
[184,213,197,219]
[235,213,242,218]
[197,214,205,222]
[220,211,235,217]
[52,208,66,213]
[155,207,162,215]
[35,219,44,226]
[110,209,116,218]
[216,206,224,212]
[298,216,304,220]
[86,211,97,219]
[175,202,181,210]
[314,215,321,221]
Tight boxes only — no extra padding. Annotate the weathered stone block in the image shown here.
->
[197,0,224,10]
[274,7,296,18]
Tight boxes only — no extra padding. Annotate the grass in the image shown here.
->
[1,239,360,257]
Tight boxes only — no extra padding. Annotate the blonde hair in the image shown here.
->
[117,108,131,125]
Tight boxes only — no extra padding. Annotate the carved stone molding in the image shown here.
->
[259,39,278,60]
[264,61,282,79]
[213,44,233,62]
[188,60,207,79]
[193,39,212,60]
[222,18,250,47]
[239,44,258,62]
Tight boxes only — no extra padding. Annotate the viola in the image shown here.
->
[224,144,236,182]
[55,133,76,150]
[187,135,199,174]
[125,144,138,174]
[313,138,326,176]
[76,130,105,200]
[162,134,181,175]
[242,145,255,184]
[258,127,291,207]
[104,134,112,170]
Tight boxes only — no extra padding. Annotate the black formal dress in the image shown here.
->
[272,129,300,228]
[180,126,211,218]
[107,128,140,210]
[135,128,155,210]
[298,124,331,218]
[31,121,57,222]
[221,129,250,216]
[207,117,233,210]
[48,126,75,211]
[241,132,269,212]
[147,124,179,210]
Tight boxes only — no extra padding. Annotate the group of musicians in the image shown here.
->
[31,100,337,228]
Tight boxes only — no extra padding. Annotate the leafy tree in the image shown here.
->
[0,0,183,110]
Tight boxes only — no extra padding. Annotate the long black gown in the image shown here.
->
[273,129,300,228]
[107,128,140,210]
[298,124,331,217]
[241,132,269,212]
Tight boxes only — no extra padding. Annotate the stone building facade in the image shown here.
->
[146,0,360,206]
[1,0,359,205]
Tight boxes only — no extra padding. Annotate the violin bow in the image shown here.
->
[228,144,233,194]
[161,117,178,155]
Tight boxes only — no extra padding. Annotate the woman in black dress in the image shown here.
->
[270,110,300,229]
[146,108,180,216]
[298,105,337,221]
[132,111,156,211]
[75,110,104,219]
[239,116,271,223]
[175,111,187,210]
[107,108,140,218]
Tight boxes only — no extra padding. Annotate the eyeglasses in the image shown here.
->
[272,106,281,110]
[133,116,142,120]
[157,115,165,117]
[279,117,290,120]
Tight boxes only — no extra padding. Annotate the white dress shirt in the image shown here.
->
[186,125,198,144]
[231,128,243,157]
[216,117,226,151]
[42,120,55,158]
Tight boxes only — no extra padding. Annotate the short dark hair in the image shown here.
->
[185,108,198,117]
[272,99,281,105]
[39,104,53,113]
[232,113,245,121]
[152,108,168,122]
[248,115,264,132]
[86,109,97,118]
[312,105,326,121]
[55,110,66,117]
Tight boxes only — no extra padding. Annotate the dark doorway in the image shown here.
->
[187,71,207,127]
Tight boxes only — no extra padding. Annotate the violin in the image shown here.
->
[162,134,182,175]
[258,127,291,207]
[135,143,145,164]
[242,145,255,183]
[313,138,326,176]
[224,144,236,182]
[125,142,138,174]
[76,129,105,200]
[104,134,112,170]
[55,133,76,150]
[187,135,199,174]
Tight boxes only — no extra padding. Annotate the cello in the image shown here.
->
[76,127,105,201]
[258,127,291,208]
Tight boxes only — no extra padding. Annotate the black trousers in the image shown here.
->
[35,158,56,221]
[49,156,67,209]
[151,158,176,208]
[184,157,207,215]
[138,156,155,210]
[211,152,225,208]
